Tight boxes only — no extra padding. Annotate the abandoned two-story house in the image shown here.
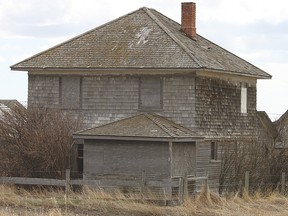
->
[11,3,271,190]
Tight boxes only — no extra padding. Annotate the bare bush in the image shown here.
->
[219,139,288,194]
[0,105,79,179]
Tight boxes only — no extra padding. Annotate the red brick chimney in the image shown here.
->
[181,2,196,39]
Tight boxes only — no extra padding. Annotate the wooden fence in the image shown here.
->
[0,169,208,205]
[243,171,287,194]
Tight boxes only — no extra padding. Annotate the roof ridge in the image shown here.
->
[143,7,203,68]
[144,113,177,137]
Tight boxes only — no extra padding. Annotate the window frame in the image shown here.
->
[241,83,247,114]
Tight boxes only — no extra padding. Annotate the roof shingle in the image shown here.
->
[11,7,271,79]
[73,113,202,140]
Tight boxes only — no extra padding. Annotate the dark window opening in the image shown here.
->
[77,144,83,174]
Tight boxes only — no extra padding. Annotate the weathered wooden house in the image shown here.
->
[257,111,278,149]
[11,3,271,190]
[274,110,288,148]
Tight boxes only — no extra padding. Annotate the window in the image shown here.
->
[211,142,218,160]
[139,77,162,110]
[241,83,247,114]
[77,144,83,174]
[60,77,82,109]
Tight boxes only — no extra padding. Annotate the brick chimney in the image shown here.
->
[181,2,196,39]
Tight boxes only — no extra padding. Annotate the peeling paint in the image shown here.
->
[129,27,152,48]
[136,27,152,45]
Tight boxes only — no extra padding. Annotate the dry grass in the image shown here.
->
[1,185,288,216]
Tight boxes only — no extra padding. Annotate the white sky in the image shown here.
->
[0,0,287,120]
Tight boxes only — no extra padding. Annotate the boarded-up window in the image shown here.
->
[172,142,196,176]
[60,77,81,109]
[241,84,247,114]
[139,77,162,110]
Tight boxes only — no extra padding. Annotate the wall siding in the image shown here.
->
[84,140,170,180]
[162,75,196,129]
[28,74,197,129]
[195,76,257,139]
[196,141,225,192]
[28,75,60,107]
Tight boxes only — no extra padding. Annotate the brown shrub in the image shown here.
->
[0,105,79,179]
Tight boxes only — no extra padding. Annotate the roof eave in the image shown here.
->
[11,66,272,79]
[199,68,272,79]
[72,134,204,142]
[11,66,200,72]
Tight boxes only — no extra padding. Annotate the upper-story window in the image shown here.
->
[139,76,162,110]
[60,76,82,109]
[241,83,247,114]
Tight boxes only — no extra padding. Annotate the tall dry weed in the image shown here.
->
[1,185,288,216]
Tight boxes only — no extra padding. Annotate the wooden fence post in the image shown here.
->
[178,177,183,204]
[205,170,210,195]
[65,169,71,198]
[244,171,249,193]
[281,172,285,194]
[162,188,167,206]
[140,170,146,200]
[238,180,243,195]
[183,172,188,201]
[204,176,209,197]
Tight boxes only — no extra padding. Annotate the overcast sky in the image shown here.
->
[0,0,287,120]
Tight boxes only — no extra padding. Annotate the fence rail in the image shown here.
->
[0,169,210,205]
[0,177,65,186]
[2,171,286,197]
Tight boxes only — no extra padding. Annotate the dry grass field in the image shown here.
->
[1,185,288,216]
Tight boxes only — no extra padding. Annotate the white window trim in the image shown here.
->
[241,84,247,114]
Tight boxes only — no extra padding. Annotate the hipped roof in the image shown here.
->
[257,111,278,139]
[73,113,203,142]
[11,7,271,79]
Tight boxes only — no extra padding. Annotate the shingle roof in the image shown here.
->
[73,113,202,141]
[274,110,288,147]
[257,111,278,139]
[11,7,271,79]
